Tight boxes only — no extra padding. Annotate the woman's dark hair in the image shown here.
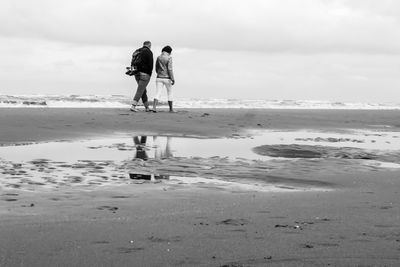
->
[162,46,172,54]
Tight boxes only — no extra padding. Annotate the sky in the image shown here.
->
[0,0,400,102]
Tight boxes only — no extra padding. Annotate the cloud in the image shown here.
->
[2,34,399,103]
[1,0,400,54]
[1,0,400,102]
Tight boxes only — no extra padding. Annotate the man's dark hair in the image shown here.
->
[162,46,172,54]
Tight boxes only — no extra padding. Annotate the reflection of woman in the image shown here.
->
[153,136,173,159]
[133,136,148,160]
[152,46,175,113]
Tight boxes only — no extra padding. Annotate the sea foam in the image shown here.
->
[1,95,400,109]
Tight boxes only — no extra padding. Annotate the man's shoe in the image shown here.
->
[130,106,138,112]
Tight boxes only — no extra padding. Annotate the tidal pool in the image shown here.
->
[0,129,399,192]
[2,129,400,161]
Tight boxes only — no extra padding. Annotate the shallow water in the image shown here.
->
[1,129,399,192]
[2,129,400,161]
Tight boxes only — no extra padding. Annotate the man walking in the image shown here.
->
[130,41,153,112]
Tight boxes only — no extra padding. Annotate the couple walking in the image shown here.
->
[130,41,175,113]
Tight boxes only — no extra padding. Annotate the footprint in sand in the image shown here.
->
[91,240,110,245]
[256,210,270,214]
[217,218,249,226]
[148,235,181,243]
[110,195,131,199]
[301,242,339,248]
[97,206,119,212]
[316,242,339,247]
[117,247,144,253]
[220,257,273,267]
[21,203,35,207]
[6,184,21,189]
[3,193,18,196]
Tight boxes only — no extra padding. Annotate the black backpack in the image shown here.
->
[125,48,142,76]
[131,48,143,69]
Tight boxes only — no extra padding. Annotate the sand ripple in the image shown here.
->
[252,144,400,163]
[0,156,341,191]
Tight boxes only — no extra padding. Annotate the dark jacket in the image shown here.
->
[135,46,153,76]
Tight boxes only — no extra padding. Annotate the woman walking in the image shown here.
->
[153,46,175,112]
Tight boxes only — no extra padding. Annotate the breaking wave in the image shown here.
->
[1,95,400,109]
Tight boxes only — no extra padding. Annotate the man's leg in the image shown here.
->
[141,89,150,111]
[131,76,141,111]
[131,74,150,111]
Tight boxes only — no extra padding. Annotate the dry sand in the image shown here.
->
[1,108,400,266]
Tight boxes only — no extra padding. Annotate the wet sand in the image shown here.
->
[1,108,400,266]
[1,108,400,145]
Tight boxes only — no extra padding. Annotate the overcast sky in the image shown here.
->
[1,0,399,102]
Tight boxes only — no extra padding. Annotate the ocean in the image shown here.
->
[1,94,400,109]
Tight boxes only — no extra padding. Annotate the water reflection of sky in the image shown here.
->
[0,135,277,162]
[1,129,400,163]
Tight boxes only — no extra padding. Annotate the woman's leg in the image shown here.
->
[165,80,174,112]
[153,79,163,112]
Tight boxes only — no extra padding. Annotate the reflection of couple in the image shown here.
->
[132,136,173,160]
[130,136,172,181]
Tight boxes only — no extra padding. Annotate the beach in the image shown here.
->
[1,108,400,266]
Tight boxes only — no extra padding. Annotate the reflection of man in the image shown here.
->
[133,136,148,160]
[130,136,151,180]
[153,136,173,159]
